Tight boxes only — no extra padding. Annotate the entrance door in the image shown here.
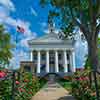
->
[49,51,55,73]
[50,64,55,72]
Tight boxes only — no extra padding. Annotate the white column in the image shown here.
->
[30,51,33,61]
[63,50,68,72]
[55,50,59,72]
[72,51,76,72]
[37,51,41,73]
[46,50,49,73]
[69,52,72,72]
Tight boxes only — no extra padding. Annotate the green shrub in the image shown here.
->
[58,77,72,91]
[0,72,47,100]
[39,77,47,88]
[15,72,40,100]
[71,70,97,100]
[0,79,12,99]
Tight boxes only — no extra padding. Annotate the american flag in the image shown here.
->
[17,26,25,33]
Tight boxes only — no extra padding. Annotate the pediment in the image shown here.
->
[28,32,74,46]
[28,33,63,44]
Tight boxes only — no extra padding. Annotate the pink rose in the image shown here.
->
[0,71,6,78]
[16,81,20,85]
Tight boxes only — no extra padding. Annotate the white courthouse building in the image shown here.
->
[26,32,76,77]
[21,20,76,77]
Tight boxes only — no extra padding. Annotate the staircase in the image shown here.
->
[49,74,56,82]
[36,72,73,78]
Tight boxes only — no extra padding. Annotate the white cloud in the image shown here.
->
[75,30,88,67]
[0,7,37,38]
[75,41,88,67]
[0,5,37,68]
[5,17,37,68]
[9,50,30,69]
[30,7,37,16]
[0,6,9,22]
[20,33,37,48]
[0,0,15,11]
[20,38,29,47]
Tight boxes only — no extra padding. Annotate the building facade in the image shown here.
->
[27,32,76,76]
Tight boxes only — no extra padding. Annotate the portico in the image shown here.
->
[28,32,76,75]
[30,49,75,73]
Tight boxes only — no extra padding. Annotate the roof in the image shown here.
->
[28,32,73,45]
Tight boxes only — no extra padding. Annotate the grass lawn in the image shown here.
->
[39,77,47,89]
[58,79,72,92]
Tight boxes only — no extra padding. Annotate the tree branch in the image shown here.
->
[69,7,89,40]
[75,19,89,40]
[88,0,97,40]
[88,0,94,25]
[96,0,100,18]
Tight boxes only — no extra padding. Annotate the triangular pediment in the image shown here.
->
[28,33,63,43]
[28,32,74,46]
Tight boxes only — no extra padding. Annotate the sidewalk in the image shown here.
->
[31,81,75,100]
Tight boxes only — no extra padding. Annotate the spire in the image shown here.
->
[48,16,54,33]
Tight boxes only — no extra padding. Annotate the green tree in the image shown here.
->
[40,0,100,71]
[0,25,13,67]
[40,1,100,98]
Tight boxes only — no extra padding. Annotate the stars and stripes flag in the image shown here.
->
[15,26,25,43]
[17,26,25,33]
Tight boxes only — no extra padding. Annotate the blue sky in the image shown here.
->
[0,0,87,69]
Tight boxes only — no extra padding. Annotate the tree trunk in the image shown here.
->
[87,38,100,99]
[88,39,99,71]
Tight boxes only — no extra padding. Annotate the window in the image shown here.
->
[34,53,37,60]
[34,56,37,60]
[41,53,46,60]
[59,53,62,60]
[24,66,31,72]
[67,53,69,59]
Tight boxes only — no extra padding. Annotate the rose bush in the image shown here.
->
[0,71,12,100]
[15,72,47,100]
[0,71,6,78]
[0,70,47,100]
[15,72,40,100]
[71,69,97,100]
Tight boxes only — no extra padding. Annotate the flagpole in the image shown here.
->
[11,26,25,99]
[15,29,20,80]
[11,27,18,100]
